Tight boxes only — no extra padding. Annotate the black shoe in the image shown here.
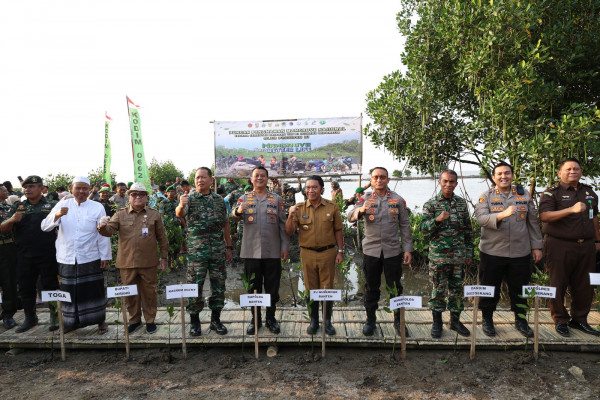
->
[210,310,228,335]
[265,318,280,334]
[555,323,570,337]
[568,321,600,336]
[146,323,157,334]
[325,320,336,336]
[3,317,17,330]
[363,309,376,336]
[482,316,496,336]
[128,322,142,334]
[247,319,262,335]
[15,315,38,333]
[190,313,201,336]
[449,312,470,337]
[515,318,533,338]
[431,311,443,338]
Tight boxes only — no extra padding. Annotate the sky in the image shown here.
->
[0,0,407,187]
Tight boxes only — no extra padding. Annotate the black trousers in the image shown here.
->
[0,243,18,317]
[478,251,530,313]
[17,254,59,306]
[363,252,403,311]
[244,258,282,316]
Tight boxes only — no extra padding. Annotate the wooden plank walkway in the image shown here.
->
[1,307,599,352]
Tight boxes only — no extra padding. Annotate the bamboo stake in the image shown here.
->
[57,302,66,361]
[470,297,479,360]
[180,296,187,359]
[321,299,326,358]
[254,289,259,359]
[122,297,130,360]
[400,308,406,359]
[533,296,539,361]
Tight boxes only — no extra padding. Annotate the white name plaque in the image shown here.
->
[522,286,556,299]
[464,286,495,298]
[107,285,138,298]
[41,290,72,303]
[390,296,422,310]
[310,289,342,301]
[590,273,600,286]
[240,293,271,307]
[165,284,199,299]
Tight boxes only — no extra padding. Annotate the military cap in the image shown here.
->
[98,186,110,193]
[22,175,43,185]
[166,185,176,192]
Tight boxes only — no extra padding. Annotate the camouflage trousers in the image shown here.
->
[186,258,227,313]
[428,261,465,312]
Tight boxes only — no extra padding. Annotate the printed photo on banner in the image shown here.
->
[214,116,363,178]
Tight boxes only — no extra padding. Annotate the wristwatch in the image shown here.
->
[337,249,343,253]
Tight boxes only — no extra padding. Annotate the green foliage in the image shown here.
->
[44,173,74,192]
[148,158,184,186]
[87,166,117,186]
[365,0,600,187]
[162,217,185,256]
[241,273,255,292]
[404,169,412,177]
[392,170,403,178]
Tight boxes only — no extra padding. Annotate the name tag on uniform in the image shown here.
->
[142,227,149,237]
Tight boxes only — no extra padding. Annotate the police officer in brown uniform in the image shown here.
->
[474,162,543,337]
[286,175,344,335]
[233,166,289,334]
[347,167,413,336]
[539,157,600,337]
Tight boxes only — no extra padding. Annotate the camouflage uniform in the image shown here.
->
[222,181,240,195]
[421,192,473,312]
[185,191,228,312]
[281,184,302,216]
[0,202,18,320]
[158,198,180,227]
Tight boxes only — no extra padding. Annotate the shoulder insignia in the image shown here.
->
[479,197,486,203]
[548,183,560,191]
[543,192,553,197]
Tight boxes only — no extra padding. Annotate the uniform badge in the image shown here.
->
[479,197,486,203]
[392,216,397,221]
[369,208,374,213]
[269,215,275,222]
[247,209,253,214]
[302,225,309,230]
[326,213,330,217]
[519,213,526,219]
[247,216,255,222]
[368,215,375,221]
[492,198,500,202]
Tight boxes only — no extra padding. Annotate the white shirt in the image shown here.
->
[41,198,112,264]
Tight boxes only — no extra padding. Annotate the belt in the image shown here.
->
[548,236,593,243]
[196,224,221,234]
[0,238,14,245]
[301,244,336,252]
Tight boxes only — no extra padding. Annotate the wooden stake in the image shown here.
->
[57,301,66,361]
[122,297,130,360]
[254,289,259,359]
[321,300,326,358]
[180,297,187,359]
[400,308,406,359]
[533,296,539,361]
[470,296,478,360]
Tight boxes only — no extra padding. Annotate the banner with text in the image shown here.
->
[127,99,152,192]
[214,116,362,178]
[103,119,112,186]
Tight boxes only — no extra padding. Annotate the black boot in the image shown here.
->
[306,302,320,334]
[449,312,470,337]
[362,308,376,336]
[247,308,262,335]
[2,314,17,330]
[48,303,59,332]
[190,313,201,336]
[265,307,280,334]
[514,313,533,338]
[431,310,443,338]
[209,310,228,335]
[16,299,38,333]
[481,309,496,336]
[394,311,409,337]
[325,302,336,335]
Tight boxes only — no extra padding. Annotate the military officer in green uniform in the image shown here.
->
[95,186,116,217]
[223,178,240,196]
[158,185,180,226]
[0,185,18,329]
[422,170,473,338]
[474,161,542,337]
[177,167,233,336]
[0,176,60,333]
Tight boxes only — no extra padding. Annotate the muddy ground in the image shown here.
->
[0,346,598,399]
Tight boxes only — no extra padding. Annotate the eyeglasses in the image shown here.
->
[129,192,147,198]
[371,175,388,180]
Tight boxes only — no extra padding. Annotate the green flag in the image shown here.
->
[127,97,152,192]
[103,116,112,186]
